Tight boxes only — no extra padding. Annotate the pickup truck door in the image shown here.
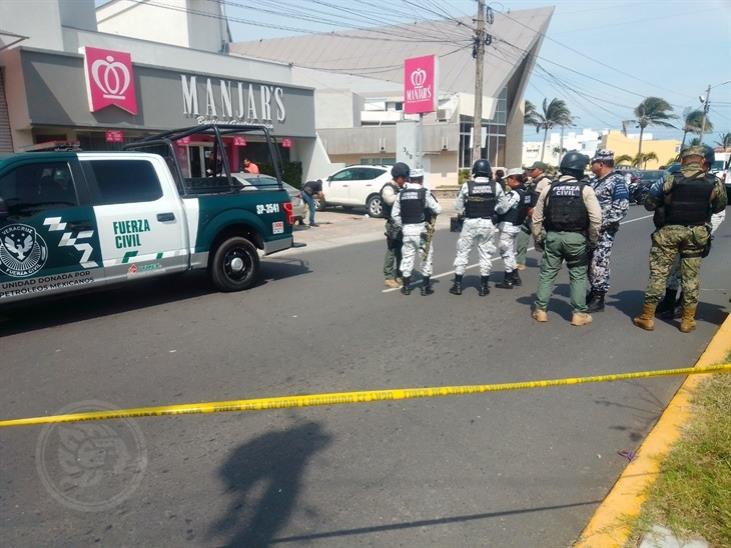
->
[0,157,104,302]
[80,155,188,283]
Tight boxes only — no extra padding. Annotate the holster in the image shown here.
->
[450,215,464,233]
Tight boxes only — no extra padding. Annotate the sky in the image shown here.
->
[96,0,731,144]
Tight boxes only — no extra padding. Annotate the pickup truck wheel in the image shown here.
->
[366,195,384,218]
[210,236,260,292]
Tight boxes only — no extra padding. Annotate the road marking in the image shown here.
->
[382,214,654,293]
[1,363,729,428]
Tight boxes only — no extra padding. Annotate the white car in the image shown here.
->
[320,165,392,218]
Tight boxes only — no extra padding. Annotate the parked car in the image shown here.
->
[319,165,392,218]
[232,172,306,224]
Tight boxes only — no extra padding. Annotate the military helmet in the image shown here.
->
[702,144,715,166]
[472,159,492,178]
[390,162,410,179]
[680,145,706,162]
[560,151,589,173]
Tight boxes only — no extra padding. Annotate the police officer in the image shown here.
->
[633,145,727,332]
[516,161,552,270]
[391,168,442,295]
[448,159,509,296]
[586,149,630,312]
[382,163,408,288]
[531,151,602,325]
[496,168,532,288]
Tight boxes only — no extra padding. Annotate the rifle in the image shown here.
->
[420,214,436,262]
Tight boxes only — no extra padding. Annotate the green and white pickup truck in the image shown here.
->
[0,125,297,304]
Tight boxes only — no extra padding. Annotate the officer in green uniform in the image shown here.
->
[633,145,727,333]
[531,152,602,326]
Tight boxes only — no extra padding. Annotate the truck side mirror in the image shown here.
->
[0,197,8,219]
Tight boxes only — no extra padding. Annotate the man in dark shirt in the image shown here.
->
[301,179,324,227]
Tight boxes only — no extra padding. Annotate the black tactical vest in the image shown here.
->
[464,180,497,219]
[380,182,400,219]
[664,174,715,226]
[399,187,427,224]
[544,180,589,232]
[498,188,532,226]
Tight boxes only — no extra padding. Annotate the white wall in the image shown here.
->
[59,0,97,32]
[0,0,64,51]
[315,90,361,129]
[299,135,337,181]
[97,0,190,49]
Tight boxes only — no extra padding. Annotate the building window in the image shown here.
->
[459,87,508,168]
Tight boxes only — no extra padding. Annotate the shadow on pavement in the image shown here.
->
[516,284,574,321]
[268,500,602,544]
[208,421,332,548]
[610,290,728,326]
[0,259,311,337]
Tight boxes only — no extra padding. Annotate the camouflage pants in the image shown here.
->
[643,225,709,307]
[588,228,617,293]
[666,211,725,290]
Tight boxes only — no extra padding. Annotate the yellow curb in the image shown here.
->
[575,313,731,547]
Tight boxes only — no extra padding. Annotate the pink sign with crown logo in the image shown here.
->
[81,47,138,115]
[403,55,438,115]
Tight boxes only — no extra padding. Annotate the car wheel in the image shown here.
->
[210,236,260,292]
[366,195,384,218]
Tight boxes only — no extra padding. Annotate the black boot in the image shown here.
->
[512,270,522,286]
[587,290,605,312]
[656,288,677,318]
[449,274,463,295]
[421,276,434,296]
[478,275,491,296]
[496,271,513,289]
[400,276,412,295]
[672,292,683,318]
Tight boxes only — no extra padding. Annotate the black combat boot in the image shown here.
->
[478,275,491,296]
[420,276,434,296]
[400,276,412,295]
[512,270,522,286]
[656,288,677,318]
[449,275,463,295]
[587,290,605,312]
[496,271,513,289]
[673,292,684,318]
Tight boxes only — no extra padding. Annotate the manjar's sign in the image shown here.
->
[80,47,138,115]
[404,55,438,115]
[180,75,286,126]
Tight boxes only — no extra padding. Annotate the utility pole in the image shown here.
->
[698,84,711,146]
[471,1,492,166]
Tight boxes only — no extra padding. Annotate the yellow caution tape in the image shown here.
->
[1,363,730,428]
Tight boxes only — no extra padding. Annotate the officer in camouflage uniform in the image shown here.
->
[391,168,442,296]
[633,145,727,333]
[516,161,552,269]
[586,149,630,312]
[448,159,510,296]
[381,162,408,288]
[531,151,602,326]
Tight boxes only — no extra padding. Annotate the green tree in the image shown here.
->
[615,154,633,166]
[524,98,573,162]
[633,97,677,156]
[632,151,659,169]
[715,132,731,148]
[681,109,713,149]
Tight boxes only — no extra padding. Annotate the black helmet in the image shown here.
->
[472,159,492,178]
[560,151,589,174]
[702,144,715,167]
[391,162,410,179]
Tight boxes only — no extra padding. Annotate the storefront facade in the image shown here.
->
[3,46,316,179]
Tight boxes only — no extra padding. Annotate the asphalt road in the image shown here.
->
[1,206,729,547]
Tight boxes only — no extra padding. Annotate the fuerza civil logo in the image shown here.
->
[0,224,48,277]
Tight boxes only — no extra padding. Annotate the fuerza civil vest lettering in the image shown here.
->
[664,174,715,226]
[544,180,589,232]
[399,187,426,224]
[464,180,497,219]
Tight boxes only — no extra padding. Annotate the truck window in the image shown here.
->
[0,162,77,218]
[85,160,163,205]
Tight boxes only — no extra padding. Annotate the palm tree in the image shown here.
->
[524,98,573,162]
[615,154,633,166]
[716,132,731,149]
[632,151,659,169]
[680,109,713,149]
[633,97,677,156]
